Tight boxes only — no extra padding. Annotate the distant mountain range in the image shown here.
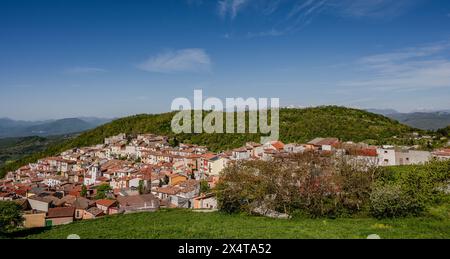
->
[0,117,112,138]
[366,109,450,130]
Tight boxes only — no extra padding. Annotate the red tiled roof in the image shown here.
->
[155,186,180,195]
[116,194,159,207]
[270,141,285,150]
[47,207,75,218]
[433,149,450,156]
[201,153,217,160]
[96,199,117,208]
[308,138,340,146]
[355,148,377,157]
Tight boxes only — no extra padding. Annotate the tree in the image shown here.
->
[159,179,164,187]
[0,201,24,233]
[216,152,380,217]
[95,184,112,200]
[169,137,179,147]
[138,180,145,195]
[200,180,210,194]
[164,175,170,185]
[81,185,87,197]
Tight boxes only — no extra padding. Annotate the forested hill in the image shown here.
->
[0,106,414,178]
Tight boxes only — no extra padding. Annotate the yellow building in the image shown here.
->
[23,212,46,228]
[169,174,187,186]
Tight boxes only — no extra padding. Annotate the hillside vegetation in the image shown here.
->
[0,135,74,169]
[8,209,450,239]
[0,106,414,178]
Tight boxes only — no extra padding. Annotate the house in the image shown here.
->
[84,163,102,186]
[44,175,67,188]
[14,199,30,210]
[116,193,160,213]
[153,186,180,200]
[264,141,285,152]
[246,142,264,157]
[104,133,126,145]
[28,195,61,212]
[206,155,228,176]
[308,138,340,151]
[96,199,118,215]
[168,195,191,208]
[0,192,15,201]
[284,143,308,154]
[231,147,250,160]
[61,196,96,220]
[169,174,188,186]
[376,147,397,166]
[23,211,47,228]
[377,147,432,166]
[261,149,278,161]
[348,148,379,165]
[193,193,217,210]
[395,150,431,165]
[432,149,450,160]
[83,207,105,219]
[46,207,75,226]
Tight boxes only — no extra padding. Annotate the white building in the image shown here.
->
[377,147,431,166]
[395,150,431,166]
[376,148,397,166]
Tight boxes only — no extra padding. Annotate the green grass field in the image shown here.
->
[10,209,450,239]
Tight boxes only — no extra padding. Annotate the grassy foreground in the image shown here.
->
[11,209,450,239]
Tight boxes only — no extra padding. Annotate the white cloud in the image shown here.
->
[64,67,108,75]
[215,0,418,36]
[138,48,212,73]
[335,0,413,19]
[246,29,285,38]
[218,0,250,19]
[339,42,450,91]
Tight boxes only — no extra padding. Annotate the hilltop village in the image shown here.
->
[1,133,449,228]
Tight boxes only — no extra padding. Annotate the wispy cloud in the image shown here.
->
[215,0,418,37]
[246,29,285,38]
[64,67,108,75]
[137,48,212,73]
[218,0,249,19]
[344,0,417,19]
[338,42,450,91]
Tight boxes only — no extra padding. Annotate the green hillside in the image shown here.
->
[0,135,75,169]
[0,106,414,178]
[8,209,450,239]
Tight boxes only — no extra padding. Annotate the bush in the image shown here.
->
[216,152,380,218]
[375,159,450,218]
[370,183,421,218]
[0,201,24,233]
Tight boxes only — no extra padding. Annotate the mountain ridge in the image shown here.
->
[365,109,450,130]
[0,117,112,138]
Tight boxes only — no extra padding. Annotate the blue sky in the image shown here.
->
[1,0,450,120]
